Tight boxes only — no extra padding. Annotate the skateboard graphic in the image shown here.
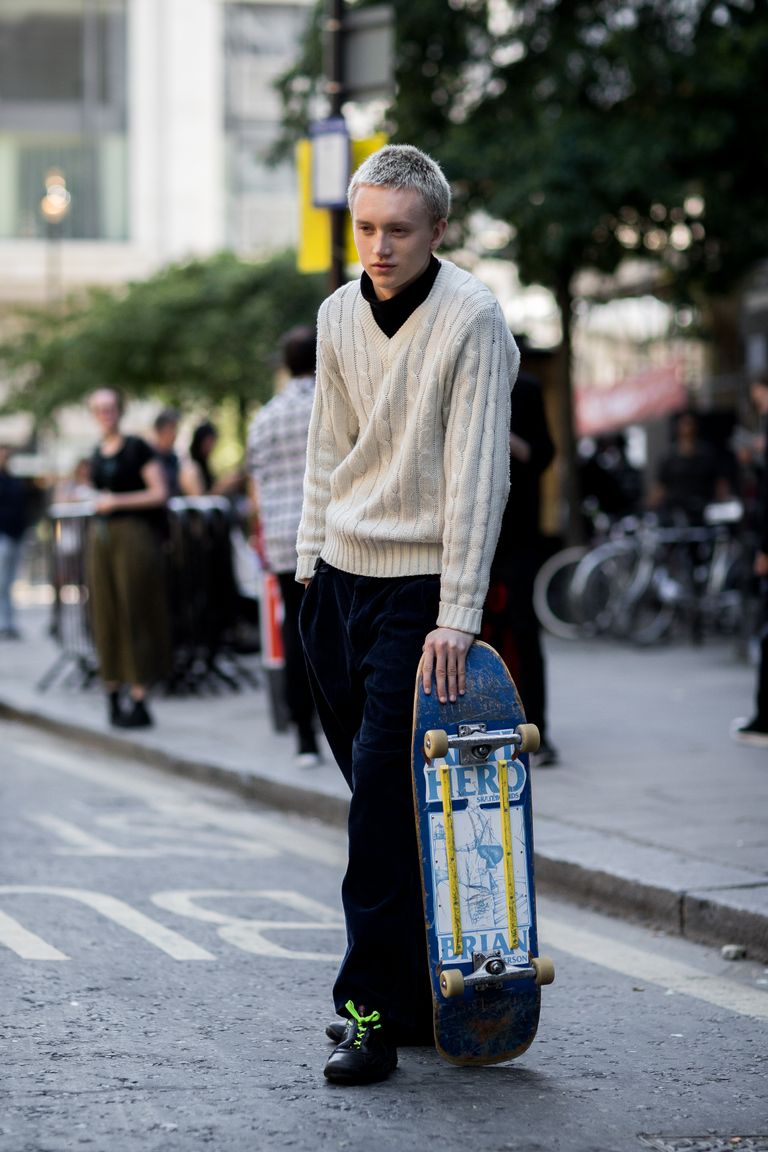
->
[412,640,555,1065]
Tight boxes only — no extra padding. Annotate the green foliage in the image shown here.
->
[0,251,326,425]
[275,0,768,303]
[440,0,768,301]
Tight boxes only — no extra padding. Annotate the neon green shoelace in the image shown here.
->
[344,1000,382,1049]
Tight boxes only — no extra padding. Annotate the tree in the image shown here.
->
[276,0,768,532]
[0,251,326,433]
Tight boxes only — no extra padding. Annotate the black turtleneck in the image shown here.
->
[360,255,441,338]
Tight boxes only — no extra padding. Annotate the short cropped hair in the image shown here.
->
[347,144,451,225]
[154,407,180,432]
[282,325,316,377]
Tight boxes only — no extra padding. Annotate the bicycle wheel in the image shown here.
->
[569,539,642,637]
[533,547,588,640]
[626,569,679,646]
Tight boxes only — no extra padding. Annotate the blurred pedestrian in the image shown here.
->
[0,445,27,640]
[731,378,768,747]
[151,408,182,498]
[482,366,557,764]
[247,325,321,767]
[578,433,643,535]
[649,410,730,524]
[181,420,244,499]
[87,388,170,727]
[181,420,218,496]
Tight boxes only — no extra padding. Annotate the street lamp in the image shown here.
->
[40,168,71,303]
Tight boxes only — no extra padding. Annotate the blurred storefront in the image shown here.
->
[0,0,313,304]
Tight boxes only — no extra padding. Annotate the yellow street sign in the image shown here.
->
[297,133,388,274]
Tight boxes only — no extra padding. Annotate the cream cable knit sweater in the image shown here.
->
[296,259,519,635]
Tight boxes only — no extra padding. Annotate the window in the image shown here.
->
[0,0,127,241]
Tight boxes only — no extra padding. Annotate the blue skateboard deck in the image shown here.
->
[412,640,552,1065]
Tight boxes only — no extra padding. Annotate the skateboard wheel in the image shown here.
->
[532,955,555,986]
[516,723,540,755]
[439,968,465,998]
[424,729,449,760]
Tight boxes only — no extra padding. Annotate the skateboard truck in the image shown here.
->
[424,722,540,764]
[440,952,555,998]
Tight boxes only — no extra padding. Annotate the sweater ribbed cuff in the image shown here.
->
[296,556,318,583]
[436,601,482,635]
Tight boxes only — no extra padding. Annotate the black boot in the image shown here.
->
[107,690,123,726]
[115,698,152,729]
[324,1002,397,1085]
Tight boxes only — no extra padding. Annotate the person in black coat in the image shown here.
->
[0,445,27,639]
[482,368,558,764]
[732,378,768,746]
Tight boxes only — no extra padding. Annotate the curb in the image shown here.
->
[535,856,768,963]
[3,700,767,963]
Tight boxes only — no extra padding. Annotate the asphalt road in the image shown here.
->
[2,718,767,1152]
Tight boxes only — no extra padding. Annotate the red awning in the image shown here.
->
[575,361,687,437]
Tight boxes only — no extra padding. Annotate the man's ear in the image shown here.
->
[431,218,449,250]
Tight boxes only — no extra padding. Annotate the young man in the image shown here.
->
[297,144,519,1084]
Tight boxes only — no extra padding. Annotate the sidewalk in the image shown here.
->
[2,604,767,960]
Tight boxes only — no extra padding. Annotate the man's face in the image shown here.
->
[351,185,447,301]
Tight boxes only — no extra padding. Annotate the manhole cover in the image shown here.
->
[639,1139,768,1152]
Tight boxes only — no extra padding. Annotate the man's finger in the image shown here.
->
[435,655,447,704]
[422,645,434,695]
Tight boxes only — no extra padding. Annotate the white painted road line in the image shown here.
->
[16,742,345,868]
[0,907,69,961]
[0,887,216,961]
[539,914,768,1022]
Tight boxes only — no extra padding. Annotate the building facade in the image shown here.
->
[0,0,313,303]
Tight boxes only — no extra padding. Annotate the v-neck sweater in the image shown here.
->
[296,258,519,634]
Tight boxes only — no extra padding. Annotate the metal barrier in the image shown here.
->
[40,498,261,693]
[38,503,98,690]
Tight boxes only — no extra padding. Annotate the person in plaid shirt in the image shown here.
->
[247,325,321,765]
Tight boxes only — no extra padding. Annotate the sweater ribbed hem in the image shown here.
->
[320,535,441,581]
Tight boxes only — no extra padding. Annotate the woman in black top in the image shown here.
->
[87,388,170,727]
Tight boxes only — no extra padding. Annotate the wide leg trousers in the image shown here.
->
[300,563,439,1031]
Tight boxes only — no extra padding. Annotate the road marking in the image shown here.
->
[16,743,345,868]
[29,813,276,858]
[152,889,344,962]
[539,915,768,1022]
[0,887,215,961]
[0,907,69,961]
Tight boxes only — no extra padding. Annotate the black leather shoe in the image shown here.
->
[326,1020,351,1045]
[324,1003,397,1085]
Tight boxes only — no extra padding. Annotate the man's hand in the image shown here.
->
[755,551,768,579]
[422,627,474,704]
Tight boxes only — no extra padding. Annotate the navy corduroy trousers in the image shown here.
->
[299,562,439,1031]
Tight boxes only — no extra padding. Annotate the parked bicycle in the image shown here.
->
[534,502,750,647]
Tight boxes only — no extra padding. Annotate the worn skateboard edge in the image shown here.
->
[435,1018,539,1067]
[411,640,543,1065]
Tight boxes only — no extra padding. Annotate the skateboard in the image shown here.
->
[411,640,555,1066]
